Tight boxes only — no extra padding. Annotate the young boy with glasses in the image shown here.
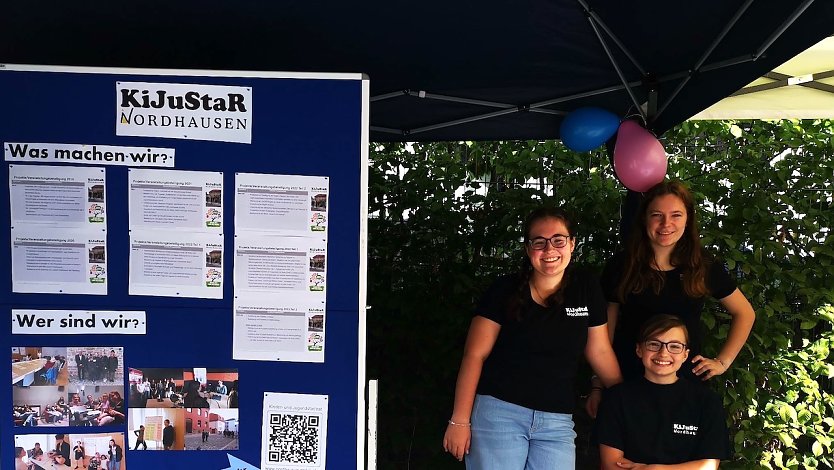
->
[595,314,730,469]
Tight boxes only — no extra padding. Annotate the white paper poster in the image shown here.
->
[233,298,325,363]
[129,168,223,232]
[261,392,328,470]
[235,173,329,236]
[128,231,224,298]
[11,228,107,295]
[234,235,327,297]
[9,164,106,228]
[232,172,330,362]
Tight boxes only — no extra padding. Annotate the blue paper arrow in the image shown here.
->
[223,453,260,470]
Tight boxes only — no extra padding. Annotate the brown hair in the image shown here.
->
[638,314,690,345]
[510,206,575,319]
[616,180,709,302]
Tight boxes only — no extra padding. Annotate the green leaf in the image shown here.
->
[777,431,795,448]
[812,441,823,457]
[800,320,818,330]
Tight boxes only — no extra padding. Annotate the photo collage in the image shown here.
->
[13,347,124,429]
[13,348,239,469]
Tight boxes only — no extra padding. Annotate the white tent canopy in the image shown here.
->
[691,36,834,120]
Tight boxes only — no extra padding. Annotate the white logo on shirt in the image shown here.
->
[673,423,698,436]
[565,306,589,317]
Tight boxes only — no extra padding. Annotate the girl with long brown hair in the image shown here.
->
[590,181,754,414]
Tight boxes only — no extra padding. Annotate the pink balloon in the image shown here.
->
[613,120,668,192]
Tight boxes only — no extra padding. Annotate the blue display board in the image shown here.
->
[2,65,369,470]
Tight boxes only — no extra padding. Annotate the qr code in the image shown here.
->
[267,413,320,464]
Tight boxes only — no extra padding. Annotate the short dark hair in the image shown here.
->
[638,314,689,345]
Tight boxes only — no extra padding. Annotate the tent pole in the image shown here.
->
[585,14,645,118]
[575,0,646,76]
[370,126,405,135]
[408,107,522,135]
[653,0,755,121]
[400,82,641,136]
[370,91,408,102]
[698,55,757,72]
[730,70,834,97]
[765,71,834,94]
[753,0,817,60]
[407,91,517,110]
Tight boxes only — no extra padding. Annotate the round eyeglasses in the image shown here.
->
[526,234,570,250]
[644,340,687,354]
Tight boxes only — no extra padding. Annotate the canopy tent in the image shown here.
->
[691,35,834,120]
[2,0,833,142]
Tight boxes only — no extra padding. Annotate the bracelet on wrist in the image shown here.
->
[590,386,603,392]
[715,357,727,369]
[448,419,471,427]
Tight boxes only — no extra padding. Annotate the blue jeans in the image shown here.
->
[466,394,576,470]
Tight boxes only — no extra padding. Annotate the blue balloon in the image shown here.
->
[559,107,620,152]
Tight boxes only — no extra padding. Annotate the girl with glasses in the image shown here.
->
[443,207,622,469]
[596,315,730,468]
[589,181,755,416]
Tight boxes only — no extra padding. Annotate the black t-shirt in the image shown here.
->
[111,400,125,424]
[595,377,730,464]
[601,252,737,380]
[57,441,71,463]
[475,267,607,413]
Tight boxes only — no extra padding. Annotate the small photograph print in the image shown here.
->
[128,408,185,450]
[15,432,127,469]
[184,409,239,450]
[205,249,222,268]
[12,347,68,387]
[310,193,327,211]
[308,314,324,333]
[183,368,238,409]
[13,386,68,427]
[128,368,183,409]
[68,347,124,385]
[88,245,106,263]
[205,189,221,207]
[88,184,105,202]
[127,368,238,410]
[309,254,325,272]
[66,384,126,427]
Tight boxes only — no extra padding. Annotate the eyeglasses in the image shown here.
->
[644,340,687,354]
[527,234,571,250]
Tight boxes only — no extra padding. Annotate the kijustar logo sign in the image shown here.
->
[116,82,252,144]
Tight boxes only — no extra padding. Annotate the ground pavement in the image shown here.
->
[184,432,239,451]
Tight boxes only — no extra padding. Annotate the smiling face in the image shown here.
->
[645,194,688,251]
[637,326,689,384]
[525,216,575,280]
